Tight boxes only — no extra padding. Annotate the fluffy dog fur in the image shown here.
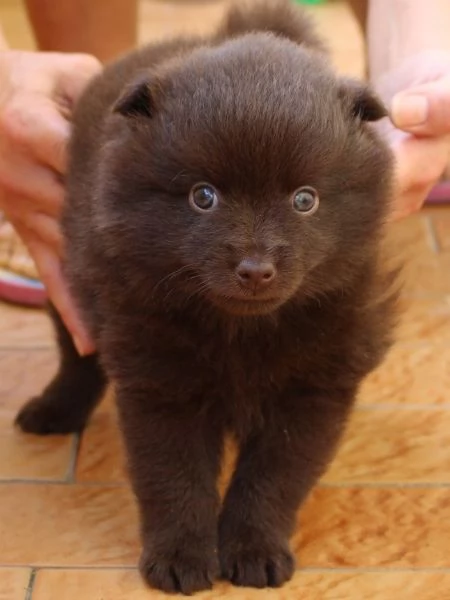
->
[16,1,398,594]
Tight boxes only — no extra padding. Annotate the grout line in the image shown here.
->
[0,478,69,485]
[424,215,441,253]
[0,479,127,487]
[319,482,450,489]
[65,434,81,483]
[2,480,450,489]
[0,345,54,352]
[298,567,450,574]
[355,404,450,411]
[4,564,450,574]
[24,568,37,600]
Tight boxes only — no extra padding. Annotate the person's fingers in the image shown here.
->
[17,227,95,356]
[20,211,65,257]
[55,53,102,108]
[384,129,450,220]
[389,184,434,221]
[392,134,450,194]
[0,93,70,174]
[0,150,64,218]
[391,76,450,136]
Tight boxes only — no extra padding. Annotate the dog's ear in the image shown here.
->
[112,75,156,118]
[338,77,387,122]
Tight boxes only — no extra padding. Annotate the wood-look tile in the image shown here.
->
[296,488,450,568]
[78,393,450,487]
[0,484,139,566]
[2,484,450,569]
[325,409,450,483]
[30,569,450,600]
[402,252,450,296]
[0,348,57,410]
[396,296,450,345]
[359,343,450,405]
[0,304,53,349]
[76,411,126,483]
[76,415,238,486]
[384,214,434,260]
[0,413,73,481]
[431,211,450,252]
[0,568,30,600]
[383,214,450,296]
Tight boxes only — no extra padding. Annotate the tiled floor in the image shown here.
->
[0,1,450,599]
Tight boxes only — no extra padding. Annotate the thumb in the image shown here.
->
[390,77,450,137]
[54,53,102,106]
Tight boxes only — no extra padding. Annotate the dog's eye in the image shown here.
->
[189,184,219,212]
[292,187,319,214]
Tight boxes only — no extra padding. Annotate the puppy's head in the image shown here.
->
[98,33,393,315]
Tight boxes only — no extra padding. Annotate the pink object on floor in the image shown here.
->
[427,181,450,203]
[0,269,46,307]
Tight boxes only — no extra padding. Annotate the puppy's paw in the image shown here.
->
[140,542,219,595]
[219,534,295,588]
[15,393,88,435]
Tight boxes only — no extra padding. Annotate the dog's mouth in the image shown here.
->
[208,293,285,316]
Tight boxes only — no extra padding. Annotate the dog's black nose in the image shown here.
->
[236,258,276,292]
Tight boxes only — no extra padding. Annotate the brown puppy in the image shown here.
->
[16,1,398,595]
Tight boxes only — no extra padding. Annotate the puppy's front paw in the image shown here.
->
[15,394,88,435]
[140,541,219,595]
[219,530,295,588]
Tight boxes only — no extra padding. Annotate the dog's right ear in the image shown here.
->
[338,77,387,122]
[112,75,156,118]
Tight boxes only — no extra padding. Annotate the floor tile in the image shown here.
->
[2,484,450,570]
[77,416,238,487]
[396,296,450,345]
[384,214,434,259]
[0,484,139,566]
[79,404,450,486]
[324,409,450,483]
[359,343,450,405]
[30,569,450,600]
[0,413,73,481]
[0,568,30,600]
[76,411,126,483]
[431,211,450,252]
[296,487,450,568]
[0,349,57,411]
[0,303,53,349]
[384,215,450,296]
[402,252,450,296]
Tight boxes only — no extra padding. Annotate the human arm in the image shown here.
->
[25,0,138,62]
[0,1,137,354]
[349,0,450,219]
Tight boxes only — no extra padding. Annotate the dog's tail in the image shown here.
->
[216,0,326,52]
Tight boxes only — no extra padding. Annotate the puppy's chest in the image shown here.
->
[205,327,305,404]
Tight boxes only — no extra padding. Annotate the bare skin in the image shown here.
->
[0,1,137,354]
[349,0,450,219]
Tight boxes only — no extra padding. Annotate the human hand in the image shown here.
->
[0,51,101,354]
[375,50,450,220]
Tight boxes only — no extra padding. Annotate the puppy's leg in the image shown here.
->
[219,386,355,588]
[16,305,106,434]
[117,388,223,595]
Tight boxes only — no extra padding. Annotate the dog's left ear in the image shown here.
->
[338,77,387,122]
[112,75,156,118]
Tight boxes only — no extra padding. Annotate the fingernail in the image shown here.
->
[391,94,429,128]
